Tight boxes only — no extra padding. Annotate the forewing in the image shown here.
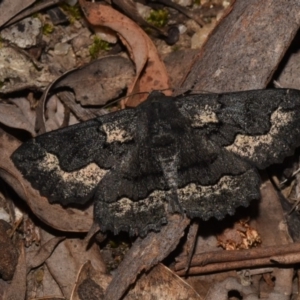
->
[11,109,137,205]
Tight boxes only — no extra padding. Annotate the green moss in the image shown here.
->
[172,45,181,52]
[194,0,201,5]
[89,36,111,59]
[60,3,83,23]
[147,9,169,28]
[42,23,54,35]
[108,240,118,248]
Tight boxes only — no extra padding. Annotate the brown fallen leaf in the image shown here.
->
[0,0,35,27]
[0,99,36,136]
[35,57,132,134]
[125,263,203,300]
[43,232,106,299]
[1,0,62,29]
[36,89,100,135]
[44,95,69,132]
[0,128,93,232]
[49,56,135,106]
[79,0,171,106]
[3,242,26,300]
[255,179,294,298]
[258,178,292,247]
[26,236,65,273]
[71,261,111,300]
[27,264,65,299]
[40,56,134,110]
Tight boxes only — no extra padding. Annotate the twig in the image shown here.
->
[175,242,300,275]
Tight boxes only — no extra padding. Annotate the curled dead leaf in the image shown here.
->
[79,0,171,106]
[50,56,135,106]
[71,261,111,300]
[26,236,65,273]
[44,235,106,299]
[125,264,202,300]
[0,99,36,136]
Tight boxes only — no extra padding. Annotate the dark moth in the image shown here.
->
[11,89,300,236]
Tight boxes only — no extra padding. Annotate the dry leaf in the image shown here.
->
[43,232,106,299]
[71,261,111,300]
[3,242,26,300]
[0,100,36,136]
[53,56,135,106]
[0,0,36,27]
[26,236,65,273]
[79,0,170,106]
[125,264,202,300]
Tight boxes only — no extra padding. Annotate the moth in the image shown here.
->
[11,89,300,236]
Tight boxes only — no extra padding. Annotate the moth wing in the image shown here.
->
[172,89,300,220]
[11,109,137,205]
[176,89,300,169]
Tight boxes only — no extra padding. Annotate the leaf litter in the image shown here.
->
[1,1,300,299]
